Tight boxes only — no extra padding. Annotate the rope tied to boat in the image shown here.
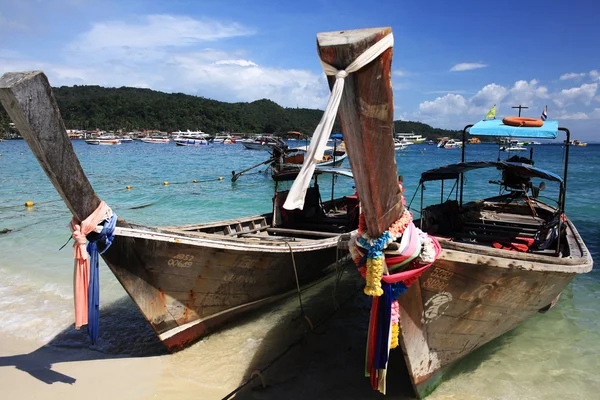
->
[348,187,442,394]
[70,200,117,344]
[283,33,394,211]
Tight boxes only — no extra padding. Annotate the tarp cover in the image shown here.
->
[469,119,559,139]
[420,161,563,183]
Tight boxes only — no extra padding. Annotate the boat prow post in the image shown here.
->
[316,27,403,236]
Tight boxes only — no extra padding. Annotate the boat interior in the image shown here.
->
[161,183,359,243]
[413,158,583,258]
[415,196,575,257]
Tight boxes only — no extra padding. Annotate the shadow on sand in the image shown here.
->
[225,265,511,400]
[0,296,167,385]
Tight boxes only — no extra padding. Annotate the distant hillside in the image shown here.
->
[0,85,458,139]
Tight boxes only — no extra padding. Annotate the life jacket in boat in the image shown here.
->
[492,237,534,252]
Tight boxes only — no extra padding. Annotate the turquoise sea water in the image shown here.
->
[0,139,598,398]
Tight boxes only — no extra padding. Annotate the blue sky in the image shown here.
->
[1,0,599,140]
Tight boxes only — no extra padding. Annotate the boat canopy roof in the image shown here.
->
[469,119,559,139]
[289,145,335,152]
[420,161,563,184]
[314,167,353,179]
[330,133,343,140]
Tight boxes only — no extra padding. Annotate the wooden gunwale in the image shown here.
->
[110,224,345,252]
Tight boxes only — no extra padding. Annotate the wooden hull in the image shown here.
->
[273,154,348,181]
[98,220,346,351]
[242,142,280,151]
[396,220,593,398]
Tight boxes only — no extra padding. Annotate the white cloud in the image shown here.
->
[1,15,330,109]
[70,14,253,51]
[471,83,509,107]
[393,69,407,77]
[555,111,589,120]
[418,94,468,115]
[590,70,600,81]
[560,72,586,80]
[508,79,549,104]
[590,108,600,119]
[449,63,487,72]
[215,60,258,67]
[553,83,598,107]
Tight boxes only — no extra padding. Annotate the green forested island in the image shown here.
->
[0,85,460,139]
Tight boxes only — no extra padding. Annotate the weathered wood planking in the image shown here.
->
[317,27,403,237]
[396,242,587,398]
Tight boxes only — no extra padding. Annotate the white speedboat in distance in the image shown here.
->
[394,139,408,151]
[213,135,235,144]
[242,136,288,151]
[395,131,426,144]
[141,136,170,143]
[85,134,121,145]
[175,138,210,146]
[500,140,527,152]
[444,139,462,149]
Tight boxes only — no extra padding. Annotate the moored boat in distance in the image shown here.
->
[500,139,527,152]
[174,138,209,146]
[572,139,587,146]
[272,144,348,181]
[443,138,462,148]
[141,136,170,143]
[395,131,426,144]
[394,138,408,151]
[242,135,289,151]
[85,134,121,145]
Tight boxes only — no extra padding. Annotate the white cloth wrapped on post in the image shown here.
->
[283,33,394,210]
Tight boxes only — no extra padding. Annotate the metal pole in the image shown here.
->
[460,125,472,207]
[559,128,570,212]
[331,139,337,202]
[441,180,444,204]
[420,183,424,229]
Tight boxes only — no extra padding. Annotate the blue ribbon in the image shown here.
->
[86,213,117,344]
[357,231,391,259]
[374,282,393,369]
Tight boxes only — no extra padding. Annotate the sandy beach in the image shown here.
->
[0,331,162,400]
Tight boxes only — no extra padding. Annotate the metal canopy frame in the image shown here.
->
[460,125,571,213]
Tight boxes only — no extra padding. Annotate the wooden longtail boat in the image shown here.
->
[315,27,593,398]
[0,71,359,351]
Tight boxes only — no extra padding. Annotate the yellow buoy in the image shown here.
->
[218,177,223,181]
[126,185,132,190]
[163,182,169,186]
[193,180,198,183]
[25,201,34,207]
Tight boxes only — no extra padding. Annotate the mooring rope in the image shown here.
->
[283,240,314,333]
[220,279,363,400]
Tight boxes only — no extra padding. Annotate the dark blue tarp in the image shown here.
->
[420,161,563,183]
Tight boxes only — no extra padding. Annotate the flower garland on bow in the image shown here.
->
[349,186,441,394]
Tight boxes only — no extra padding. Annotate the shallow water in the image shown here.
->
[0,140,598,399]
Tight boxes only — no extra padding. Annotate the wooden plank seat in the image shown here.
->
[266,227,341,238]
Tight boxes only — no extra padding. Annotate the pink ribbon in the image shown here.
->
[70,201,110,329]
